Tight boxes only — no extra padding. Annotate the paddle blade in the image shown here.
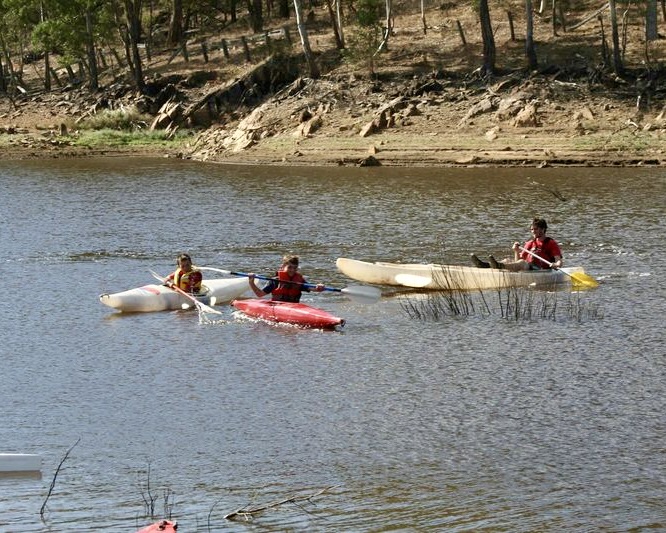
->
[569,271,599,288]
[340,285,382,304]
[394,273,433,288]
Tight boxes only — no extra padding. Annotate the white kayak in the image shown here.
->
[336,257,587,290]
[0,453,41,473]
[100,277,251,312]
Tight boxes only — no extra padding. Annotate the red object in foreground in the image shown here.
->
[232,299,345,329]
[136,519,177,533]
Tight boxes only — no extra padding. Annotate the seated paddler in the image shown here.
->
[247,254,324,303]
[166,253,203,294]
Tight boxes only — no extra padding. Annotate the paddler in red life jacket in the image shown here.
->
[471,217,563,271]
[166,253,203,294]
[248,255,324,303]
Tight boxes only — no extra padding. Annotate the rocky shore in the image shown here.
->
[2,69,664,167]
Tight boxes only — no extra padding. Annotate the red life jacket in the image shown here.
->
[173,268,202,293]
[523,237,556,269]
[272,269,306,302]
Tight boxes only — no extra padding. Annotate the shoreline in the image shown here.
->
[2,130,665,167]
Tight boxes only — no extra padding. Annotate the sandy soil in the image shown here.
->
[1,6,665,167]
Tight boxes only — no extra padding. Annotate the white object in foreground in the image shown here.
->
[0,453,41,472]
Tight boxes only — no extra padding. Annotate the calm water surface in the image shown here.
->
[0,159,664,532]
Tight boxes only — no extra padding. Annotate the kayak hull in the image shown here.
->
[0,453,40,473]
[336,257,586,290]
[100,278,251,312]
[136,520,177,533]
[232,299,344,329]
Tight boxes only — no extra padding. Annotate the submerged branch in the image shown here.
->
[225,485,339,521]
[40,437,81,520]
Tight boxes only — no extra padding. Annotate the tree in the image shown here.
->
[376,0,392,52]
[608,0,623,75]
[121,0,145,91]
[278,0,289,19]
[167,0,183,45]
[477,0,495,76]
[324,0,344,49]
[28,0,113,91]
[344,0,382,76]
[525,0,537,70]
[247,0,263,33]
[293,0,319,77]
[646,0,658,42]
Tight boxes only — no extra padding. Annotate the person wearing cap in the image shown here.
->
[248,254,324,303]
[165,253,203,293]
[471,217,563,271]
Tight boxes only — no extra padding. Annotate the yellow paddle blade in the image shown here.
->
[570,271,599,288]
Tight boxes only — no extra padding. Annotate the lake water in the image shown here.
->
[0,159,664,532]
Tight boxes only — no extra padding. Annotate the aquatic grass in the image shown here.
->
[401,286,602,323]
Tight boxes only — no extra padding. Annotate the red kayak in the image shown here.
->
[232,299,345,329]
[136,520,177,533]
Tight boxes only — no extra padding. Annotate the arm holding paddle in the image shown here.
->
[247,272,324,299]
[245,255,321,303]
[474,218,563,272]
[512,241,562,269]
[518,246,598,288]
[197,266,381,304]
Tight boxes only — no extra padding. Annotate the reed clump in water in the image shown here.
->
[401,286,602,322]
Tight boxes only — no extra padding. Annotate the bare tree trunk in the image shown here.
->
[421,0,427,34]
[507,11,516,41]
[0,34,17,90]
[278,0,290,18]
[85,9,99,90]
[646,0,658,41]
[40,1,52,91]
[293,0,319,77]
[551,0,558,36]
[609,0,623,75]
[247,0,264,32]
[336,0,345,47]
[168,0,183,45]
[478,0,495,76]
[377,0,392,52]
[124,0,145,92]
[0,53,5,93]
[325,0,344,48]
[525,0,537,70]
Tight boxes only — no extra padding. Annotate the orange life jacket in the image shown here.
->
[272,269,306,302]
[173,268,202,293]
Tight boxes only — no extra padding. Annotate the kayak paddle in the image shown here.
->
[518,247,599,288]
[149,270,225,316]
[197,266,382,304]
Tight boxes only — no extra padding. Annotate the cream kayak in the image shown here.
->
[100,277,252,312]
[336,257,587,290]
